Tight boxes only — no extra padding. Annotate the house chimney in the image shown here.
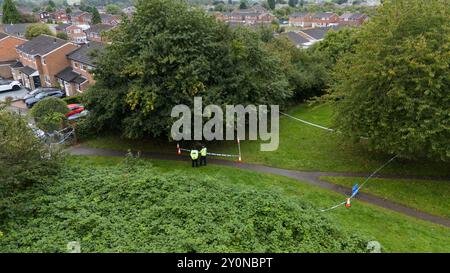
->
[54,38,57,43]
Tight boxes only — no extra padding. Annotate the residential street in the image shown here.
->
[0,87,28,102]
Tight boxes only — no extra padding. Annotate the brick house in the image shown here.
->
[338,13,369,26]
[53,11,70,24]
[0,32,27,62]
[70,12,92,26]
[288,13,312,27]
[12,35,78,90]
[66,25,88,44]
[85,24,113,43]
[56,41,104,96]
[100,14,121,26]
[309,12,339,27]
[218,9,274,25]
[0,32,27,78]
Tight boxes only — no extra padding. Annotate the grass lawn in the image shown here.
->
[82,103,450,177]
[321,176,450,219]
[66,156,450,253]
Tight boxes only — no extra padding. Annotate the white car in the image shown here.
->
[0,79,21,93]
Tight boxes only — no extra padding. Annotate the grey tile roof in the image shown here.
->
[312,12,336,19]
[16,35,70,56]
[0,32,8,40]
[289,13,309,19]
[56,66,79,81]
[67,41,104,66]
[55,66,87,83]
[87,24,113,34]
[19,66,37,75]
[11,61,23,68]
[281,32,310,46]
[300,26,346,40]
[1,23,32,36]
[55,23,71,31]
[300,28,328,40]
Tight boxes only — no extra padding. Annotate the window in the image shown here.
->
[74,62,79,68]
[80,64,85,71]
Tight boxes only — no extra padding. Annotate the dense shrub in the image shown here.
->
[30,97,68,132]
[0,109,62,222]
[0,159,369,253]
[331,0,450,161]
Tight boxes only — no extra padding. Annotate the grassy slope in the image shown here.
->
[82,103,450,177]
[321,176,450,219]
[70,156,450,253]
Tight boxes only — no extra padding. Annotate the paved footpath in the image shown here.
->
[69,146,450,228]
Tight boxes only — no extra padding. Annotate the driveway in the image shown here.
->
[0,87,28,102]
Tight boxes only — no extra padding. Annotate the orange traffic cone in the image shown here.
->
[345,198,351,208]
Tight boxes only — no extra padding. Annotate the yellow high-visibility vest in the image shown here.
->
[190,150,199,160]
[200,148,207,157]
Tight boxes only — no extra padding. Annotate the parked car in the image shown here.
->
[23,87,61,101]
[67,110,89,121]
[0,79,21,93]
[25,90,65,108]
[66,104,85,118]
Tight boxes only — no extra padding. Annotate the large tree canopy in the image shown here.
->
[331,0,450,161]
[84,0,292,139]
[1,0,21,24]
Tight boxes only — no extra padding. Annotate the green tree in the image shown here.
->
[65,6,72,14]
[1,0,21,24]
[83,0,291,139]
[56,31,68,40]
[0,104,61,195]
[105,4,121,15]
[91,6,102,24]
[25,23,53,40]
[288,0,298,8]
[268,36,328,101]
[268,0,276,9]
[331,0,450,161]
[30,97,68,132]
[239,0,247,9]
[46,0,56,12]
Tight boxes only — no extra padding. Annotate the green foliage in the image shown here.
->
[312,27,359,68]
[105,3,121,14]
[2,0,21,24]
[63,96,81,104]
[288,0,298,8]
[267,0,275,10]
[84,0,292,139]
[0,109,62,215]
[268,37,328,101]
[0,159,369,252]
[91,6,102,24]
[25,23,53,40]
[56,31,68,40]
[239,0,247,9]
[331,0,450,161]
[30,97,68,132]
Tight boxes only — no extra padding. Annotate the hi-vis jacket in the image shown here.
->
[190,150,199,160]
[200,148,207,157]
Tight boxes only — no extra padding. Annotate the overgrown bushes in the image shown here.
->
[0,158,369,253]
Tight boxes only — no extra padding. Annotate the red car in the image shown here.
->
[66,104,85,118]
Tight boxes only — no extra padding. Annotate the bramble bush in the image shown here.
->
[0,159,369,253]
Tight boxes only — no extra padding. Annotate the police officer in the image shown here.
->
[190,148,199,167]
[200,145,207,166]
